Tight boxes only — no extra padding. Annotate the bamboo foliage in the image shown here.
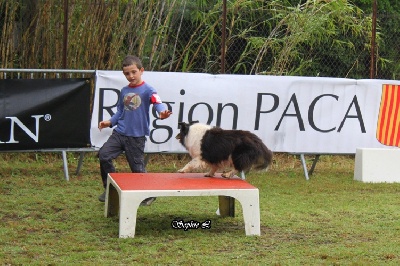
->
[67,1,124,69]
[248,0,372,76]
[175,3,221,72]
[0,0,391,79]
[0,0,225,72]
[0,1,19,69]
[0,0,177,70]
[19,1,60,69]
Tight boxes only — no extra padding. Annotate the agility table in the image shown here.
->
[104,173,260,238]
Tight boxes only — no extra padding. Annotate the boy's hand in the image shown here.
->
[98,120,111,131]
[159,110,172,119]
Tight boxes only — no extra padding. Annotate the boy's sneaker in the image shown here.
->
[140,197,156,206]
[98,191,106,202]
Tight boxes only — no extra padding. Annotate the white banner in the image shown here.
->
[92,70,400,154]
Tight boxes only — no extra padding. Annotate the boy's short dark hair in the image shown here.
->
[122,55,143,69]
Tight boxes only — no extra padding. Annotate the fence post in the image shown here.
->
[221,0,227,74]
[370,0,377,79]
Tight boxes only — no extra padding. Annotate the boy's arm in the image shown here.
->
[151,93,172,119]
[108,88,125,126]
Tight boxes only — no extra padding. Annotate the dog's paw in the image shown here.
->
[204,172,215,177]
[177,168,186,173]
[221,170,236,178]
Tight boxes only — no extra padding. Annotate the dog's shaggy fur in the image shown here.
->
[176,121,273,178]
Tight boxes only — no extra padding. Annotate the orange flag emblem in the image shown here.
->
[376,84,400,147]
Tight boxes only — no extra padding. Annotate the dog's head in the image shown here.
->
[175,121,199,143]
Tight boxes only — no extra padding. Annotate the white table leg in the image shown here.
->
[235,190,261,236]
[118,194,144,238]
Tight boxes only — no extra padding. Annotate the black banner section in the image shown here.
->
[0,79,92,150]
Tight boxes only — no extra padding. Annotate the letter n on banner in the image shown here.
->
[376,84,400,147]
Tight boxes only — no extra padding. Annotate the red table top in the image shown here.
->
[108,173,257,191]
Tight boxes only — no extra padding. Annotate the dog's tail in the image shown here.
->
[253,138,273,171]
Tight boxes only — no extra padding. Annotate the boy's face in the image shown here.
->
[123,64,144,87]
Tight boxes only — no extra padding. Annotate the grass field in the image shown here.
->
[1,152,400,265]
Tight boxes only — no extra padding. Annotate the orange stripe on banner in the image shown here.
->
[385,85,395,144]
[389,87,399,146]
[376,85,389,143]
[394,87,400,147]
[386,85,395,144]
[382,85,390,142]
[376,84,400,147]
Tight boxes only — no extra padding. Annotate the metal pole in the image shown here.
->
[370,0,377,79]
[221,0,227,74]
[63,0,68,71]
[221,1,233,215]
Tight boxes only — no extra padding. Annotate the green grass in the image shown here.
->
[1,152,400,265]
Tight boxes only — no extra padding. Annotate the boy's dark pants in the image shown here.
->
[98,131,146,188]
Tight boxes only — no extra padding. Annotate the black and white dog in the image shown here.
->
[176,121,273,178]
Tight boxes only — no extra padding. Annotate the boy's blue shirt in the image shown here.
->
[109,82,166,137]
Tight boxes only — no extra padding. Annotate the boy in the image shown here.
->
[97,55,172,204]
